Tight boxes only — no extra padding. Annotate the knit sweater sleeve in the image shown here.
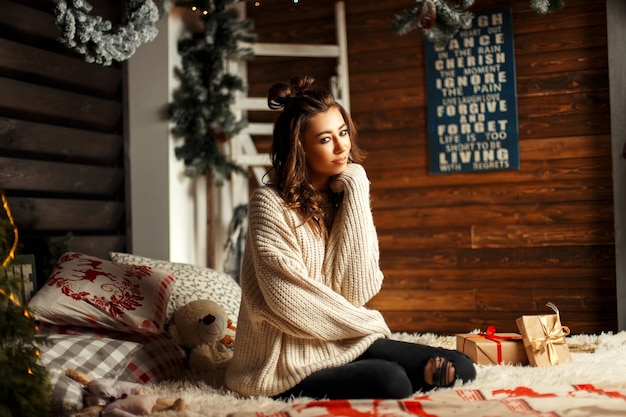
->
[324,163,384,306]
[246,186,390,342]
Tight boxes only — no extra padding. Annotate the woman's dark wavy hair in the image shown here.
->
[266,75,365,236]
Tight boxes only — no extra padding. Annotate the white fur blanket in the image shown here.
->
[138,331,626,417]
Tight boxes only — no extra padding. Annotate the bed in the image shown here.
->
[28,252,626,417]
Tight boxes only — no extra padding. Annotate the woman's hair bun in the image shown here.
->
[267,75,317,110]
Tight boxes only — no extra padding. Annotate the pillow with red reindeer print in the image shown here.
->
[28,252,175,335]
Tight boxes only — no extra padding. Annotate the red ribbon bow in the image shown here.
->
[462,326,521,364]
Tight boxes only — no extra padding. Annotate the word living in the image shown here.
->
[439,147,510,172]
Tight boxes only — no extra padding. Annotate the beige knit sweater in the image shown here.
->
[225,164,391,397]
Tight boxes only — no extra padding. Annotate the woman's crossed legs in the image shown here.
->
[276,338,476,400]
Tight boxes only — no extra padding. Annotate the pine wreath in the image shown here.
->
[394,0,565,46]
[54,0,160,66]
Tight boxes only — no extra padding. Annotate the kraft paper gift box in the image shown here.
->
[516,302,572,367]
[456,327,529,365]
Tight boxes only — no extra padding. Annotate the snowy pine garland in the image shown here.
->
[169,0,256,183]
[394,0,565,46]
[54,0,160,66]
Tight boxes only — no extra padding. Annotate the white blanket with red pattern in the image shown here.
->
[230,384,626,417]
[138,331,626,417]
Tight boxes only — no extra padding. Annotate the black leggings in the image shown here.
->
[275,338,476,400]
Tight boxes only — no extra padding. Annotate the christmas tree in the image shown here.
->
[169,0,256,184]
[0,192,51,417]
[394,0,565,46]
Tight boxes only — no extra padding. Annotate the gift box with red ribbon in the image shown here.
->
[516,302,572,367]
[456,326,529,365]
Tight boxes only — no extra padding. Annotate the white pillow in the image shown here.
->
[28,252,175,334]
[110,252,241,323]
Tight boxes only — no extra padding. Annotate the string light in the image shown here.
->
[188,0,212,15]
[1,191,42,391]
[191,5,209,15]
[0,191,28,316]
[1,192,18,268]
[254,0,301,6]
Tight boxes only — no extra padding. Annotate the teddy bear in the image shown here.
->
[168,299,236,385]
[65,369,187,417]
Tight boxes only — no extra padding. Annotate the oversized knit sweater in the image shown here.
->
[225,164,391,397]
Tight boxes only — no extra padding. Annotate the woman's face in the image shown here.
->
[302,107,351,191]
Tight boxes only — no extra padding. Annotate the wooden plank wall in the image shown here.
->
[0,0,127,284]
[245,0,616,334]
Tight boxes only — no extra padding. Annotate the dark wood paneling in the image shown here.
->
[381,310,615,334]
[373,202,613,229]
[380,267,616,290]
[0,117,122,163]
[471,224,615,248]
[377,222,615,250]
[0,158,124,195]
[380,245,614,269]
[0,0,127,282]
[369,157,613,190]
[372,179,613,208]
[0,38,121,98]
[247,0,617,334]
[0,78,122,131]
[0,1,63,49]
[0,0,121,54]
[7,197,124,232]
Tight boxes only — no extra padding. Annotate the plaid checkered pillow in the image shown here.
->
[38,323,186,385]
[119,333,186,384]
[38,334,141,414]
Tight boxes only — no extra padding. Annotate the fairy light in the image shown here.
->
[189,1,211,15]
[190,0,303,10]
[0,191,19,303]
[1,192,18,268]
[1,191,41,385]
[0,191,28,316]
[254,0,301,6]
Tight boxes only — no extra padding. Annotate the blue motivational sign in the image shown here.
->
[425,9,520,175]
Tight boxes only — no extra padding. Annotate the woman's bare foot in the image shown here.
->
[424,357,456,387]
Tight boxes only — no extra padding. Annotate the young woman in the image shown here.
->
[225,76,476,399]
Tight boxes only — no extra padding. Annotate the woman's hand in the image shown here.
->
[330,164,367,193]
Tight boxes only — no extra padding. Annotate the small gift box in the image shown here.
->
[456,326,529,365]
[516,302,572,367]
